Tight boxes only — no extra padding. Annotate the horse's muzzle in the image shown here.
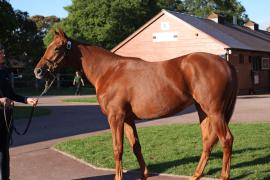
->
[34,68,43,79]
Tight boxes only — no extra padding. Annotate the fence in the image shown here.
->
[11,73,91,89]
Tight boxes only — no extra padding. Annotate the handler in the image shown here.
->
[0,43,37,180]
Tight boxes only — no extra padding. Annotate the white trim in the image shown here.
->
[261,57,270,70]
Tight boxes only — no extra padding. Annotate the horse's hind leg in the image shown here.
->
[124,119,148,179]
[192,104,218,180]
[211,113,233,180]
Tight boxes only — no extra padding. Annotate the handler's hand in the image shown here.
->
[26,98,38,106]
[0,97,14,107]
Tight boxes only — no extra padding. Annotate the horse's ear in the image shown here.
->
[51,29,60,37]
[57,28,67,39]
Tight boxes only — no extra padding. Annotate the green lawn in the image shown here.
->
[55,123,270,179]
[62,97,98,103]
[15,87,96,96]
[13,106,51,119]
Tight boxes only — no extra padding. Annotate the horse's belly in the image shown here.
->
[131,94,192,119]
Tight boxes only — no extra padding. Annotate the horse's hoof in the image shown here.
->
[220,176,229,180]
[141,168,149,180]
[190,175,200,180]
[140,173,148,180]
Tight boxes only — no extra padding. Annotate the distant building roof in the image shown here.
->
[112,9,270,53]
[167,10,270,52]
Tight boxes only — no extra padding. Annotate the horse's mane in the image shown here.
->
[72,38,92,46]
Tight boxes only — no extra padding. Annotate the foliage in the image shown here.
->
[8,10,44,65]
[31,15,60,38]
[43,0,184,49]
[0,0,44,68]
[56,123,270,179]
[183,0,248,24]
[0,0,17,47]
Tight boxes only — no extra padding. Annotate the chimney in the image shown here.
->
[267,26,270,32]
[244,20,259,30]
[233,16,237,25]
[208,12,225,24]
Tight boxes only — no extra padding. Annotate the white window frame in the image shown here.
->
[261,57,270,70]
[160,22,170,31]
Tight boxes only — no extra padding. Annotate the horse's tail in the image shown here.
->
[224,63,238,124]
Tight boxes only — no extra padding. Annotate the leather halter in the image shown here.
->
[44,40,72,73]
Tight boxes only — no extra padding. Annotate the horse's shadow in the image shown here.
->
[12,104,197,147]
[73,171,161,180]
[74,146,270,180]
[74,174,115,180]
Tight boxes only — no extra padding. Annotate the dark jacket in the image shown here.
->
[0,64,26,103]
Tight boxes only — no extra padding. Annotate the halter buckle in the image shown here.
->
[66,41,72,50]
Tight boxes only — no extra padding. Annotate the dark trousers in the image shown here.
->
[0,109,11,180]
[75,84,82,95]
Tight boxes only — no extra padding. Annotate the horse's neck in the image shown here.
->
[77,44,117,88]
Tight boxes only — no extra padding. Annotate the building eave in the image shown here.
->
[225,47,270,54]
[111,10,167,53]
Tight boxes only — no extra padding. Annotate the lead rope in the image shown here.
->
[6,75,56,136]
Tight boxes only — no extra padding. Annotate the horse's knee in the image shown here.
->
[113,147,123,161]
[221,132,233,153]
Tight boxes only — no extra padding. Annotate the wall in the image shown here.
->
[114,12,227,61]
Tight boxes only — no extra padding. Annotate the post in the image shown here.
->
[10,72,14,88]
[57,73,60,88]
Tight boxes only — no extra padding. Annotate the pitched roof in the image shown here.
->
[112,9,270,53]
[167,10,270,52]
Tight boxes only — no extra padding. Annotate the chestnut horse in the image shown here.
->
[34,29,238,180]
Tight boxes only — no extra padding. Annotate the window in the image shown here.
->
[250,56,262,71]
[239,54,244,64]
[160,22,170,31]
[152,32,178,42]
[261,57,270,70]
[248,56,252,64]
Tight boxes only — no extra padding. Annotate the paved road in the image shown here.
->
[10,94,270,180]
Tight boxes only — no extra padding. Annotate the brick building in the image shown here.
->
[112,10,270,94]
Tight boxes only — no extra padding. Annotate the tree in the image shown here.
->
[157,0,185,11]
[44,0,185,49]
[7,10,44,66]
[1,0,44,67]
[31,15,60,38]
[0,0,17,47]
[183,0,248,23]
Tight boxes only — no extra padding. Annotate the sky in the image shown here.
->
[9,0,270,30]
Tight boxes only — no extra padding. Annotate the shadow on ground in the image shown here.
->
[12,104,196,147]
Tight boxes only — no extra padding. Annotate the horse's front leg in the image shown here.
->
[108,110,125,180]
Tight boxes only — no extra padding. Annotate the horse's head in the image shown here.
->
[34,29,72,80]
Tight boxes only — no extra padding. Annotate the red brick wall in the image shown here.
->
[114,13,227,61]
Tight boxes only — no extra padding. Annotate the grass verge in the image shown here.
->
[55,123,270,179]
[15,87,96,96]
[62,97,98,103]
